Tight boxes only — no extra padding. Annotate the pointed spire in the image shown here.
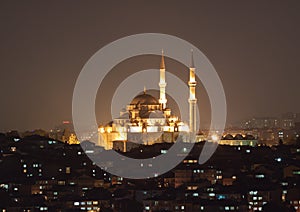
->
[190,49,195,68]
[160,49,165,69]
[143,86,146,94]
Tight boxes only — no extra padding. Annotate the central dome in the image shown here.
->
[130,93,159,105]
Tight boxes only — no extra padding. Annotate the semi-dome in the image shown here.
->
[130,93,159,105]
[223,134,234,140]
[139,110,165,119]
[234,134,244,140]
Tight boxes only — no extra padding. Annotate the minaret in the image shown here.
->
[188,49,197,134]
[159,50,167,109]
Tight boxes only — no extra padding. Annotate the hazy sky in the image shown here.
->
[0,1,299,131]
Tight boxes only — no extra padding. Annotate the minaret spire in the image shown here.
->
[190,49,195,68]
[159,49,167,109]
[160,49,165,69]
[188,49,197,136]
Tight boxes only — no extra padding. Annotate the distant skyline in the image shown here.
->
[0,1,300,131]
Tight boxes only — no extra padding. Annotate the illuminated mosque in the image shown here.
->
[98,51,198,150]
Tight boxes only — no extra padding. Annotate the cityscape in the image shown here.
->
[1,53,300,211]
[1,113,300,211]
[1,1,300,212]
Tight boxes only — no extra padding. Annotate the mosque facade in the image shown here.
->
[98,51,197,150]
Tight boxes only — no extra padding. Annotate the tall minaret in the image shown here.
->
[159,50,167,109]
[188,49,197,134]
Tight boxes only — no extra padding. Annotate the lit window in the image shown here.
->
[161,149,167,154]
[209,193,215,197]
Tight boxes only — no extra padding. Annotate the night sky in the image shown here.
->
[0,1,299,131]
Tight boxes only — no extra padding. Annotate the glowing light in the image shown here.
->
[99,127,105,133]
[211,134,219,142]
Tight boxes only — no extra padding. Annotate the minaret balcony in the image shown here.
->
[188,98,197,103]
[159,82,167,87]
[188,81,197,86]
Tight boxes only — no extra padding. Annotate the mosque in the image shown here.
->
[98,51,198,151]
